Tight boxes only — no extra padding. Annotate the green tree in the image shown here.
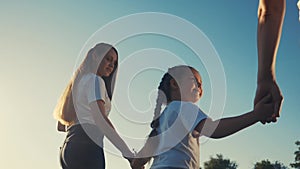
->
[254,159,288,169]
[254,159,274,169]
[273,161,289,169]
[290,141,300,169]
[203,154,238,169]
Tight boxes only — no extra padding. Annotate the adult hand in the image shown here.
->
[130,159,145,169]
[123,151,135,166]
[254,94,274,123]
[254,80,283,124]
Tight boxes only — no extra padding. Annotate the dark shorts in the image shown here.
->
[59,124,105,169]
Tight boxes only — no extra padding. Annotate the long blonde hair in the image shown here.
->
[53,43,118,126]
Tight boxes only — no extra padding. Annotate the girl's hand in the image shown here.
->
[254,94,275,123]
[123,151,135,164]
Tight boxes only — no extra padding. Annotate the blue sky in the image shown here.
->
[0,0,299,168]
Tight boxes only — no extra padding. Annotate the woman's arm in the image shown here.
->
[95,100,115,129]
[257,0,285,83]
[255,0,285,119]
[89,100,133,158]
[57,121,66,132]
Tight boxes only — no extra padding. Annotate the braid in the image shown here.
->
[150,90,164,133]
[149,72,172,137]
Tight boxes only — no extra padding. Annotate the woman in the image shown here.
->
[53,43,133,169]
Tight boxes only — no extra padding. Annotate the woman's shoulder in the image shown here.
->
[82,73,105,84]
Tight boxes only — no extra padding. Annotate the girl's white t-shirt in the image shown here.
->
[150,101,208,169]
[74,73,111,125]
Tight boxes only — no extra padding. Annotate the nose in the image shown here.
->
[108,61,114,69]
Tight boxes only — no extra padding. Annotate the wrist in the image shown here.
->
[122,149,134,158]
[257,76,276,85]
[257,69,276,84]
[251,110,261,123]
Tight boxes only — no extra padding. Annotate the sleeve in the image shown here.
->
[86,75,107,104]
[179,102,208,133]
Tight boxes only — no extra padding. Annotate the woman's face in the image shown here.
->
[96,49,118,77]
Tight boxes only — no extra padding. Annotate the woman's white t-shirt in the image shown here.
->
[74,73,111,125]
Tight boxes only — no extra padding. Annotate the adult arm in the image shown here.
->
[255,0,285,121]
[89,100,133,158]
[57,121,66,132]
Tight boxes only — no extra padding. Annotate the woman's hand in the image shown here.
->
[130,158,145,169]
[254,80,283,123]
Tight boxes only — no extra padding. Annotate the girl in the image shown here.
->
[131,65,275,169]
[53,43,133,169]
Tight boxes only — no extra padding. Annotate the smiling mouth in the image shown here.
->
[106,68,113,73]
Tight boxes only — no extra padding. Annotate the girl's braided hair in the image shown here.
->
[135,65,198,166]
[149,65,197,137]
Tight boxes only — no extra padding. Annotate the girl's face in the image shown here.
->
[96,49,118,77]
[175,69,202,103]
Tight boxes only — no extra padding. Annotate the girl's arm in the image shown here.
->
[196,111,259,139]
[131,128,160,168]
[130,136,154,168]
[195,94,274,138]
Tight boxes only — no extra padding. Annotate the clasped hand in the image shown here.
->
[124,150,146,169]
[254,80,283,124]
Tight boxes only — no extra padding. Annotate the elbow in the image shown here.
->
[201,128,226,139]
[57,122,66,132]
[209,132,226,139]
[197,118,225,139]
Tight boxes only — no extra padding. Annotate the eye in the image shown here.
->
[106,56,113,62]
[190,78,197,84]
[197,81,202,88]
[193,78,201,87]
